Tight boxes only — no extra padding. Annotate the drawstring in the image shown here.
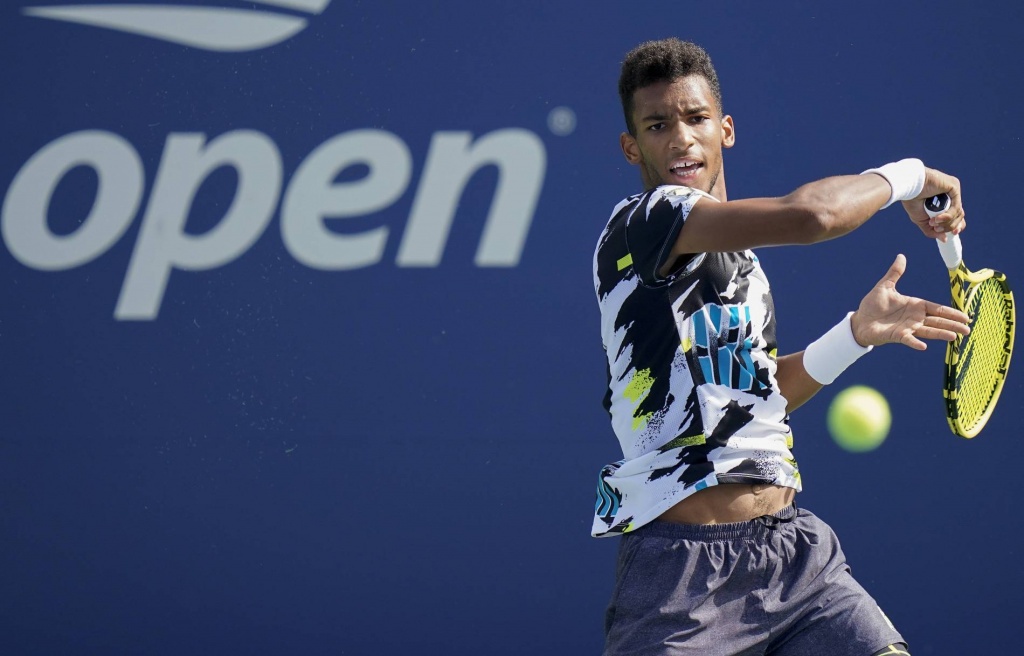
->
[757,503,797,530]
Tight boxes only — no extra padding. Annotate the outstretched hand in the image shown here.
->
[850,254,970,350]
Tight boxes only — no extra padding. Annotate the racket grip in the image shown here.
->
[924,194,963,269]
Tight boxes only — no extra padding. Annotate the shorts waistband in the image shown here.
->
[640,502,798,541]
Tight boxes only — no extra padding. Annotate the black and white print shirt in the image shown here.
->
[592,185,801,537]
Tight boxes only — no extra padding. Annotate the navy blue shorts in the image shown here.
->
[603,504,905,656]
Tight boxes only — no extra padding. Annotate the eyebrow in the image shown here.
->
[639,105,713,124]
[639,112,669,123]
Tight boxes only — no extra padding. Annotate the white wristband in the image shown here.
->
[803,312,873,385]
[861,158,926,209]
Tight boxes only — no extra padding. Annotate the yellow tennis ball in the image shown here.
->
[827,385,891,452]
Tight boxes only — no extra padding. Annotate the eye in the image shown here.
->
[689,115,710,125]
[647,122,665,132]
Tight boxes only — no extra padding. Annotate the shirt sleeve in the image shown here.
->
[624,186,710,286]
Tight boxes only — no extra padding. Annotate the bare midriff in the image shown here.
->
[657,483,796,525]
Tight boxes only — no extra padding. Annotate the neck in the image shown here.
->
[709,168,728,201]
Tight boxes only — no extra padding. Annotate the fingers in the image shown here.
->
[925,301,970,327]
[901,333,928,351]
[928,209,966,238]
[914,325,964,342]
[857,267,971,350]
[905,167,966,238]
[878,254,907,288]
[917,168,962,205]
[899,320,963,349]
[909,303,971,344]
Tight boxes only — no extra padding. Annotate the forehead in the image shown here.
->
[631,75,715,119]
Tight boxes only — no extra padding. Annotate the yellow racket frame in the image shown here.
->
[943,263,1015,438]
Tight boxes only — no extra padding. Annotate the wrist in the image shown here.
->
[803,312,873,385]
[848,311,871,348]
[861,158,926,209]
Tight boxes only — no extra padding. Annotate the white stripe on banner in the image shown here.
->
[23,5,307,52]
[250,0,331,14]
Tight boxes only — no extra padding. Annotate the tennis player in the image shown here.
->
[593,38,971,656]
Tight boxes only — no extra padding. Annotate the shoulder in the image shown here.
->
[596,191,645,247]
[610,191,645,219]
[609,185,715,214]
[630,185,717,224]
[651,185,717,204]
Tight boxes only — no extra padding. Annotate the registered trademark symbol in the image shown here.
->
[547,107,576,136]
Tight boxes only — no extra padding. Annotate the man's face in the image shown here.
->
[620,75,735,198]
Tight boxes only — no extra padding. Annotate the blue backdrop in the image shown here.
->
[2,1,1022,653]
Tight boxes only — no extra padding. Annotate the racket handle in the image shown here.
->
[924,193,963,269]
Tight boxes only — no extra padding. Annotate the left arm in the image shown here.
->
[776,254,970,413]
[775,352,822,413]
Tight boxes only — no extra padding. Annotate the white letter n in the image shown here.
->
[396,129,546,267]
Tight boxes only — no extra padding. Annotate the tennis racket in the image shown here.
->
[924,193,1014,438]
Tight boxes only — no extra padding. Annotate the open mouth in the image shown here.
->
[669,161,702,181]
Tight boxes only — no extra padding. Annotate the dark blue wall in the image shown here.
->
[2,1,1022,653]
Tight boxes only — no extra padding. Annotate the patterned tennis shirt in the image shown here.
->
[592,185,801,537]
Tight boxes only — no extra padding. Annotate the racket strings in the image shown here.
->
[954,282,1011,427]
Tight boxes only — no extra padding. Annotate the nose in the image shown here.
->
[668,121,694,152]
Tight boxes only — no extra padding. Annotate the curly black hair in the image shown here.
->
[619,38,723,135]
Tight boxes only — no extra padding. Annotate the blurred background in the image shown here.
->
[1,1,1021,653]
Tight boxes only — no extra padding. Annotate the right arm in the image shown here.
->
[659,165,964,277]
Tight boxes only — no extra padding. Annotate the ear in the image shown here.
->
[721,115,736,149]
[620,132,642,165]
